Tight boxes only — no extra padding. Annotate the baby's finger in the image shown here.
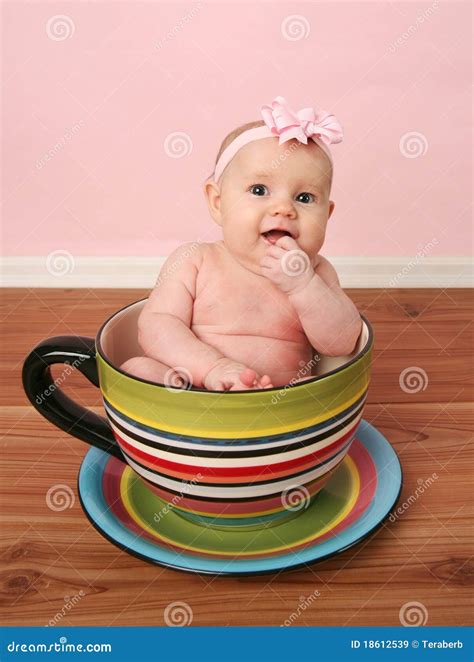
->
[264,244,286,258]
[260,256,278,269]
[275,235,299,250]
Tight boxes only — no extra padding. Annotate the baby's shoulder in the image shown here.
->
[169,240,221,263]
[159,241,222,285]
[171,240,226,269]
[159,241,205,275]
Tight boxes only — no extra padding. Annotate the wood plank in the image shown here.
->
[1,289,473,626]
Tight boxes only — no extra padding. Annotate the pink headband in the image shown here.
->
[213,96,343,182]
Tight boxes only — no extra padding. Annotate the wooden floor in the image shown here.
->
[1,288,473,626]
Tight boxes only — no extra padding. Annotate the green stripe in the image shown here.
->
[97,347,372,437]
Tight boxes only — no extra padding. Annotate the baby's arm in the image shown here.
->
[138,243,225,388]
[288,256,362,356]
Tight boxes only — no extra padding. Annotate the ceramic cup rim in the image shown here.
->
[95,297,374,394]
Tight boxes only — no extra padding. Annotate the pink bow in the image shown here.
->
[260,96,343,147]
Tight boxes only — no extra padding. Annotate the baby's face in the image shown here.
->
[205,137,335,276]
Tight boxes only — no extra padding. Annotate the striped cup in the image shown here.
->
[22,298,373,530]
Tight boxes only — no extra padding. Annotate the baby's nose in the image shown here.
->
[269,197,296,218]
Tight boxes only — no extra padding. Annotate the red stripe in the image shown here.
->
[140,467,336,516]
[123,432,353,484]
[126,445,346,484]
[114,420,359,479]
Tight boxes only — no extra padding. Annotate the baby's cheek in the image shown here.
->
[301,232,324,256]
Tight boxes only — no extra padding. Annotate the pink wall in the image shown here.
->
[2,1,471,257]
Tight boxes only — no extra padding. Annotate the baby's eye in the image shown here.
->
[249,184,268,196]
[296,192,315,204]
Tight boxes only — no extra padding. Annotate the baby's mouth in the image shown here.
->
[261,230,292,245]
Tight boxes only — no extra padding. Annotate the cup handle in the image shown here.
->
[22,335,124,461]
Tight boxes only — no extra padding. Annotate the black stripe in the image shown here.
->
[133,455,348,503]
[122,436,353,492]
[110,400,364,459]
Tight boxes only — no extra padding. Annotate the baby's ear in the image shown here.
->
[328,200,335,220]
[203,179,223,226]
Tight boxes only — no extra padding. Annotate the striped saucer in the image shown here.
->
[78,420,402,576]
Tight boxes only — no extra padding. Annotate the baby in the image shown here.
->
[121,96,362,391]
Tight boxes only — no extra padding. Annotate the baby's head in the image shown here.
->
[204,97,342,276]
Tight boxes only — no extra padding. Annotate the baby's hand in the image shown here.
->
[260,236,315,295]
[203,358,274,392]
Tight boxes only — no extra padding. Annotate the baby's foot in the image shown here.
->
[259,374,274,389]
[238,368,259,387]
[237,369,273,390]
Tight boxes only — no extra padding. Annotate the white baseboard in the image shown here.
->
[1,256,472,288]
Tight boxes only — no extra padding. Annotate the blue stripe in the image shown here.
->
[102,389,367,446]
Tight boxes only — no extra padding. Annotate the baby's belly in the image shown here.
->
[192,328,314,387]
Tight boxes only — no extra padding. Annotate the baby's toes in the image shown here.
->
[259,374,272,387]
[239,368,258,386]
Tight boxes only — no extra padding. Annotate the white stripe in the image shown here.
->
[43,350,92,360]
[125,442,352,499]
[113,414,360,468]
[103,396,365,452]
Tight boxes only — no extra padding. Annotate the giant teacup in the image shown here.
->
[22,298,373,529]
